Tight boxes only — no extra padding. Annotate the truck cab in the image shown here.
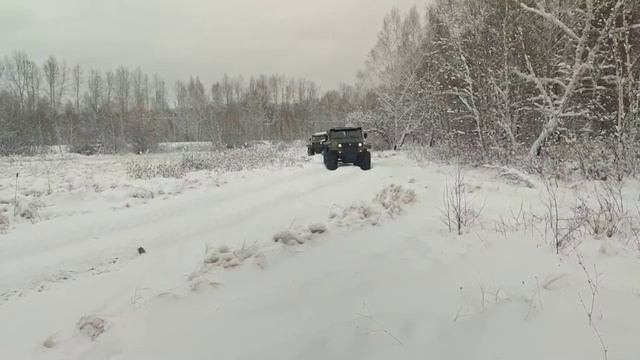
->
[322,127,371,171]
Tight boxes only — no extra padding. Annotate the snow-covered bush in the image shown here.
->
[273,223,330,246]
[77,316,107,340]
[273,230,304,246]
[308,223,327,234]
[15,199,45,222]
[330,202,380,227]
[543,179,585,253]
[328,184,417,228]
[202,243,258,269]
[373,184,417,217]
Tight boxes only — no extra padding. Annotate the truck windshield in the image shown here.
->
[330,130,361,139]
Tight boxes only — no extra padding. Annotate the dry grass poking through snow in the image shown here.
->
[0,213,9,233]
[0,143,307,233]
[126,143,307,179]
[441,167,486,236]
[188,184,418,292]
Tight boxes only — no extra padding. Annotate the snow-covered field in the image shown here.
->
[1,147,639,360]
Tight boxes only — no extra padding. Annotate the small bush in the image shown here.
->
[331,202,380,227]
[16,200,45,222]
[575,181,626,238]
[308,223,328,234]
[129,187,154,200]
[273,230,303,245]
[374,184,417,216]
[441,168,484,235]
[0,213,9,232]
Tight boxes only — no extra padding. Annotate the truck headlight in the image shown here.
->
[338,144,342,148]
[358,143,363,147]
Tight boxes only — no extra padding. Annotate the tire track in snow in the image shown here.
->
[0,161,376,300]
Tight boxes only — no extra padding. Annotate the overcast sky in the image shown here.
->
[1,0,425,91]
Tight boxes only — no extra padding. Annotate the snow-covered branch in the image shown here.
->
[519,2,580,42]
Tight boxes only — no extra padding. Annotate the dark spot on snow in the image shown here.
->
[137,247,146,255]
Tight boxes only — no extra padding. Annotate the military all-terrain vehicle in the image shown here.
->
[322,127,371,171]
[307,132,328,156]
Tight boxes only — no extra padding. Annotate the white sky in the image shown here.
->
[1,0,426,90]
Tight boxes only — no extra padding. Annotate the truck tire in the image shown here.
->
[307,147,315,156]
[358,151,371,170]
[324,151,338,171]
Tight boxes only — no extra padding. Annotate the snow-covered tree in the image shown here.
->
[356,6,428,150]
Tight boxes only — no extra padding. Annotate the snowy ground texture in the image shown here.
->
[1,145,640,360]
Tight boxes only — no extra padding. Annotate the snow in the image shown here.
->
[1,148,639,360]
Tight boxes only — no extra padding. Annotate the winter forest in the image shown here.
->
[4,1,640,358]
[2,0,639,178]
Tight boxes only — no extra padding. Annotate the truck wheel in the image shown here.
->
[324,151,338,171]
[307,147,315,156]
[359,151,371,170]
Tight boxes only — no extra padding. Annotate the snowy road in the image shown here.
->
[1,153,639,360]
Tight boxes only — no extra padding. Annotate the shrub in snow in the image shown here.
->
[77,316,107,340]
[273,230,303,245]
[328,184,419,227]
[222,257,242,269]
[128,187,154,200]
[233,244,256,262]
[333,202,380,227]
[16,199,45,222]
[574,181,626,238]
[373,184,417,216]
[308,223,327,234]
[202,243,257,269]
[441,168,484,236]
[204,252,220,265]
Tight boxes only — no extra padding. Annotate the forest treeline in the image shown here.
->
[1,0,639,178]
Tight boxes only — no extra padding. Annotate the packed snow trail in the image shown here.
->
[1,153,639,360]
[0,157,366,294]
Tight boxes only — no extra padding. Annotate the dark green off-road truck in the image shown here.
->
[322,127,371,171]
[307,132,328,156]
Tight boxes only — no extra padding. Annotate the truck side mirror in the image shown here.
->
[364,132,368,139]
